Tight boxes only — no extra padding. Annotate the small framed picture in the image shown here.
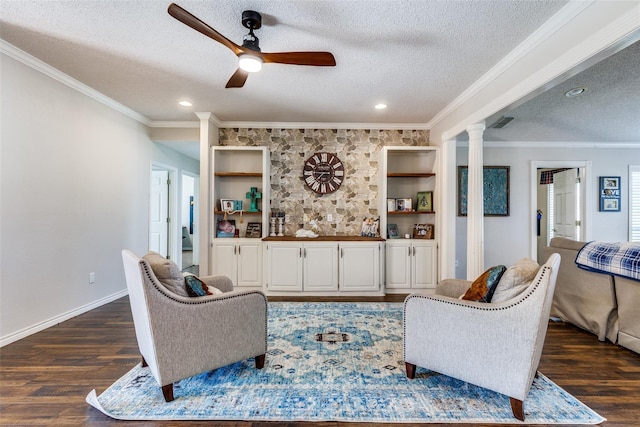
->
[216,219,236,238]
[413,223,434,239]
[599,176,621,212]
[416,191,433,212]
[233,200,243,211]
[245,222,262,238]
[396,198,412,212]
[220,199,235,212]
[387,198,396,212]
[387,223,399,239]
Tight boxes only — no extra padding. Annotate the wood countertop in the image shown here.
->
[262,236,385,242]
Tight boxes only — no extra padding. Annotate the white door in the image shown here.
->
[553,169,581,240]
[412,241,437,289]
[211,242,238,284]
[150,170,169,256]
[385,240,411,289]
[339,243,380,292]
[266,243,303,291]
[237,241,262,288]
[303,243,338,291]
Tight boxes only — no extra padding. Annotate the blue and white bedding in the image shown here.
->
[575,241,640,281]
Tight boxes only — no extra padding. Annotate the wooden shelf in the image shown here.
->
[214,172,263,177]
[388,210,435,215]
[214,210,263,215]
[387,172,435,178]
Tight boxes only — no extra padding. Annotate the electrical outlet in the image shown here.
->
[285,214,290,223]
[89,272,96,284]
[327,214,333,222]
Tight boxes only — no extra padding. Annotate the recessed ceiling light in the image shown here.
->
[374,103,387,110]
[564,87,586,98]
[178,100,193,107]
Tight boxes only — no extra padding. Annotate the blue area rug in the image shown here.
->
[87,302,605,423]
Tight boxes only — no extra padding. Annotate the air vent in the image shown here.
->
[490,116,514,129]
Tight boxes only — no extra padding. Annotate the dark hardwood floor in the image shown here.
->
[1,295,639,427]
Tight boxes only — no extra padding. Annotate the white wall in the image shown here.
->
[0,52,195,345]
[455,144,640,278]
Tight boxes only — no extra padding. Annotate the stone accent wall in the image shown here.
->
[219,128,429,236]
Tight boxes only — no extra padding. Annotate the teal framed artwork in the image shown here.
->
[458,166,510,216]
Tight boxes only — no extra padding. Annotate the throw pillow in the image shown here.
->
[142,252,189,297]
[492,258,539,303]
[461,265,507,302]
[184,275,213,297]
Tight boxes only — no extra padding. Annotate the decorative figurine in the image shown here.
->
[245,187,261,212]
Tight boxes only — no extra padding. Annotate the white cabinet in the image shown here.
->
[264,240,382,294]
[339,242,382,292]
[380,146,439,287]
[209,147,269,285]
[265,242,338,292]
[386,240,437,291]
[212,239,262,288]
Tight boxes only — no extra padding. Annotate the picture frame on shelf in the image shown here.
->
[216,219,236,238]
[387,223,399,239]
[396,198,412,212]
[416,191,433,212]
[387,198,397,212]
[233,200,243,211]
[599,176,621,212]
[245,222,262,238]
[220,199,235,212]
[458,166,510,216]
[413,223,434,239]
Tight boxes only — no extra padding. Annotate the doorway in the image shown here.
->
[150,163,178,261]
[181,172,199,274]
[530,161,592,262]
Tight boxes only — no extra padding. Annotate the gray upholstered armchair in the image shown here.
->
[121,250,267,402]
[404,253,560,421]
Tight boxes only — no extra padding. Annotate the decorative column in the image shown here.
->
[466,122,485,280]
[196,112,219,276]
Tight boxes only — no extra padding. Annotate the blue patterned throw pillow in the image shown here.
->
[461,265,507,302]
[184,275,212,297]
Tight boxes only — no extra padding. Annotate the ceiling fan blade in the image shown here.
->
[226,68,249,88]
[168,3,242,55]
[261,51,336,66]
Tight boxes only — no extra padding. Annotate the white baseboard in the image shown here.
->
[0,289,129,347]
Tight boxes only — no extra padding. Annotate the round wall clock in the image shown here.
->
[303,152,345,194]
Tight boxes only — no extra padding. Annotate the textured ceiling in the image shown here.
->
[1,0,638,148]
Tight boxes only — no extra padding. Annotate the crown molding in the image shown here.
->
[1,40,151,126]
[213,121,430,130]
[456,140,640,149]
[147,120,199,128]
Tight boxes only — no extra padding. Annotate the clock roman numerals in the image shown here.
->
[302,152,345,195]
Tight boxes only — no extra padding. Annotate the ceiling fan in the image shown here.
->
[168,3,336,88]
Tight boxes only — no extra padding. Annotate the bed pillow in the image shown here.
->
[492,258,539,303]
[142,252,189,297]
[461,265,507,302]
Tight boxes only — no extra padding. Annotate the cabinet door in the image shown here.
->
[412,240,437,289]
[339,243,380,292]
[386,240,412,289]
[303,243,338,291]
[211,242,238,284]
[266,243,303,291]
[237,241,262,287]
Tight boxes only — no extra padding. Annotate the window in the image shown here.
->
[630,165,640,242]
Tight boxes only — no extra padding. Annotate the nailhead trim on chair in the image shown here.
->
[139,259,269,350]
[402,266,550,358]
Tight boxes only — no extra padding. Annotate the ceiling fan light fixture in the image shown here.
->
[238,54,263,73]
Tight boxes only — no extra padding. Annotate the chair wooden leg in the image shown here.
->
[162,384,174,402]
[141,356,148,367]
[510,397,524,421]
[405,362,416,379]
[255,354,266,369]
